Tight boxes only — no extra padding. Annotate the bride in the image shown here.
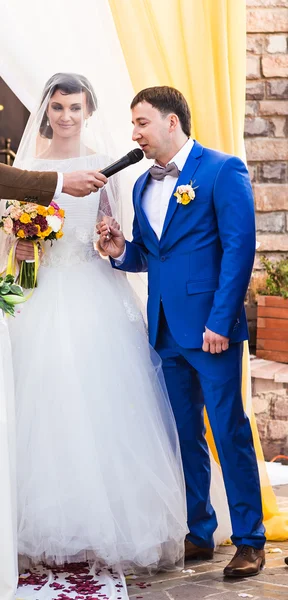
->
[5,72,230,573]
[7,72,187,571]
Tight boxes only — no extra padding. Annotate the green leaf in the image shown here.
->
[259,255,288,299]
[0,297,15,316]
[0,283,11,295]
[10,284,24,296]
[4,274,15,284]
[4,294,27,305]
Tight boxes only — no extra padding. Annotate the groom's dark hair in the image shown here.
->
[131,86,191,137]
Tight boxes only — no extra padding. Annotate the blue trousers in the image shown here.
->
[155,308,265,549]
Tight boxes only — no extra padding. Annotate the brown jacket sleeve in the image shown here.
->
[0,163,57,206]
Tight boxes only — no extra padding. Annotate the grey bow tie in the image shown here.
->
[149,162,180,181]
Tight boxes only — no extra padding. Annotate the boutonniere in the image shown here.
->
[174,181,197,205]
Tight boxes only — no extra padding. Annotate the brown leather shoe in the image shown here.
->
[224,545,265,578]
[185,539,214,561]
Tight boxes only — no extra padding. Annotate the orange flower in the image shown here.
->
[17,229,26,238]
[58,209,65,218]
[56,230,64,239]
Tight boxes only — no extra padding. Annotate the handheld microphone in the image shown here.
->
[100,148,144,178]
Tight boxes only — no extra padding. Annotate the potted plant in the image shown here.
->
[256,256,288,364]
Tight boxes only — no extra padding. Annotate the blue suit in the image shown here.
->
[112,141,265,549]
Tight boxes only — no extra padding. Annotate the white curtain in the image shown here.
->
[0,0,148,295]
[1,0,133,135]
[0,1,148,597]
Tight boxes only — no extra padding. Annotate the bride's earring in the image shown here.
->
[85,119,88,128]
[47,118,50,127]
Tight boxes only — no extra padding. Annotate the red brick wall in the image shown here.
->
[245,0,288,272]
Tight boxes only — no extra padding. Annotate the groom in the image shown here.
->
[98,86,266,577]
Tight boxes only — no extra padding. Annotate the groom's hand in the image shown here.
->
[97,216,126,258]
[202,328,229,354]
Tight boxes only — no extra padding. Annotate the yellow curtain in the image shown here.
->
[109,0,246,155]
[109,0,288,540]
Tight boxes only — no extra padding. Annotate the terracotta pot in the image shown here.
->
[256,295,288,364]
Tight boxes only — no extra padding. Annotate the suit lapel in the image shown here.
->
[160,140,204,240]
[135,171,159,243]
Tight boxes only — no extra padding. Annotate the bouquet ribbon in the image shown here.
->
[6,240,40,297]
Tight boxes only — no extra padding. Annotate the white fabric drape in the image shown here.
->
[1,0,133,131]
[0,0,149,298]
[0,312,17,600]
[0,1,148,597]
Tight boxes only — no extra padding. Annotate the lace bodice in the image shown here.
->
[25,155,114,267]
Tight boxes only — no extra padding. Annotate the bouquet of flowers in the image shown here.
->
[0,274,26,316]
[0,200,65,289]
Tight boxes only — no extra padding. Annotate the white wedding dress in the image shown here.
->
[8,154,231,581]
[8,154,189,571]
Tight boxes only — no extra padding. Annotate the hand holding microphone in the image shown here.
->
[96,148,143,200]
[96,148,143,255]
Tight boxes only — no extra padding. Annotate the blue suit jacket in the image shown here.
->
[112,141,256,348]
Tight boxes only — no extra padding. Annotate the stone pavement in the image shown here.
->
[128,487,288,600]
[127,541,288,600]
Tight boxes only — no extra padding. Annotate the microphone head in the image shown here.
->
[127,148,144,164]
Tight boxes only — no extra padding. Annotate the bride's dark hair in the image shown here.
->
[39,73,98,139]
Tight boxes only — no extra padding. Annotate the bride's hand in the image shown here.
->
[96,216,125,258]
[15,240,36,261]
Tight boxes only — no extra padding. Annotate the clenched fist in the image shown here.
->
[202,327,229,354]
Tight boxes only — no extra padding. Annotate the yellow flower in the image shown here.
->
[58,209,65,218]
[174,183,196,205]
[47,206,55,215]
[37,206,48,217]
[20,213,31,224]
[181,193,191,205]
[17,229,26,238]
[35,224,41,236]
[40,227,52,238]
[56,230,64,239]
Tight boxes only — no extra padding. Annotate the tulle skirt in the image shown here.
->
[9,256,188,571]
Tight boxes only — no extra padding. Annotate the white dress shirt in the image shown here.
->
[54,173,63,200]
[116,138,194,263]
[142,137,194,239]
